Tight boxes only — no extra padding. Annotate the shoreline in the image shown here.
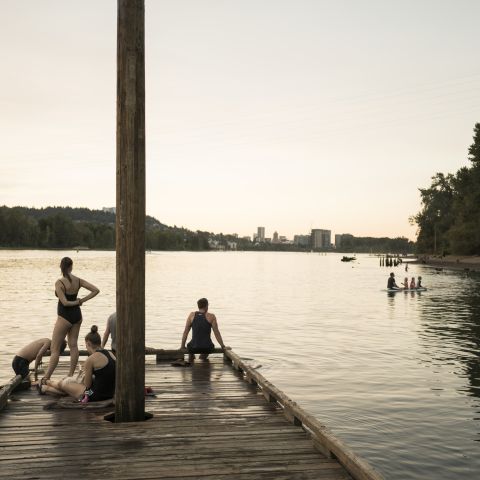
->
[412,255,480,272]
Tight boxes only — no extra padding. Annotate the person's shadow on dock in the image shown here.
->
[179,358,214,393]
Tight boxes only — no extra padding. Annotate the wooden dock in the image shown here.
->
[0,351,383,480]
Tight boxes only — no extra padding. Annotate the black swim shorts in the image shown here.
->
[12,356,30,378]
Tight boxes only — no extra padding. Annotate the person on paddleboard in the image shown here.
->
[387,272,401,289]
[402,277,409,289]
[410,277,416,289]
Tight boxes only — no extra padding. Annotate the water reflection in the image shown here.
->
[417,271,480,400]
[1,251,480,479]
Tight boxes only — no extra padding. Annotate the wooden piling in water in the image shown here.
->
[115,0,146,422]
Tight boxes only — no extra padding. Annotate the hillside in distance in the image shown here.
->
[0,205,414,253]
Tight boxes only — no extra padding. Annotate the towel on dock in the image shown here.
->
[43,397,114,410]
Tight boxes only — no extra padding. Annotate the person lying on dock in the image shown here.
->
[12,338,67,381]
[39,325,116,402]
[387,272,401,290]
[180,297,226,363]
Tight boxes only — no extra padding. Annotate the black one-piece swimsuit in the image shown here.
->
[57,291,82,325]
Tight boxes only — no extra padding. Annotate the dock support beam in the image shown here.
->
[115,0,146,422]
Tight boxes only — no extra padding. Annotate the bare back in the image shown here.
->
[56,274,81,296]
[17,338,50,362]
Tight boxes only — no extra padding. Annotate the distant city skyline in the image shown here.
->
[253,226,404,245]
[1,1,480,241]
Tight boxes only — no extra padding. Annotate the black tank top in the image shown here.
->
[91,350,116,400]
[188,312,214,350]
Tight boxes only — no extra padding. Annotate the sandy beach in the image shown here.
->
[413,255,480,272]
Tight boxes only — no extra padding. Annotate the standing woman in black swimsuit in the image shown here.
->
[42,257,99,383]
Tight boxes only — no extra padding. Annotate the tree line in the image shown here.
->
[0,205,415,253]
[411,123,480,255]
[0,206,245,251]
[338,234,414,254]
[0,207,114,249]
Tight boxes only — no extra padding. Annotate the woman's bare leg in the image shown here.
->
[58,379,85,400]
[40,380,65,395]
[43,379,84,399]
[47,378,63,390]
[44,317,71,380]
[67,320,82,376]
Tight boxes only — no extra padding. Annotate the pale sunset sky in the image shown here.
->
[1,1,479,240]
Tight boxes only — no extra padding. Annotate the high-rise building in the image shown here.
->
[294,235,311,247]
[335,234,343,248]
[272,231,279,244]
[257,227,265,242]
[311,229,331,249]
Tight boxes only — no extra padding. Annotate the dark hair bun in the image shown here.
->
[90,325,98,334]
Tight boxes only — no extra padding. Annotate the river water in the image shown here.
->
[1,250,479,479]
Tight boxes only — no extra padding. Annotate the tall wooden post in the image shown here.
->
[115,0,145,422]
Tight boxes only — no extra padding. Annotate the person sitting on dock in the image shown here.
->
[101,312,117,354]
[180,298,226,363]
[387,272,400,290]
[12,338,67,381]
[39,325,116,402]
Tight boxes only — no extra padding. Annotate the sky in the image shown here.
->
[1,0,479,241]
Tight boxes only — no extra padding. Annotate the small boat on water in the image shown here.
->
[341,256,356,262]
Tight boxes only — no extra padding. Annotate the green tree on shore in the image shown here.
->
[412,123,480,255]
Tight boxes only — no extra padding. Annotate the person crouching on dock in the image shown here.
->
[12,338,67,382]
[181,298,226,362]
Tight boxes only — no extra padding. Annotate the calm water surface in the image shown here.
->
[1,250,479,479]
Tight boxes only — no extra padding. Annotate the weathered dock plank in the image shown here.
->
[0,356,380,480]
[0,374,23,410]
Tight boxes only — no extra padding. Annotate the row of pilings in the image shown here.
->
[380,255,403,267]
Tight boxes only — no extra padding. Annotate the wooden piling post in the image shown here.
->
[115,0,146,422]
